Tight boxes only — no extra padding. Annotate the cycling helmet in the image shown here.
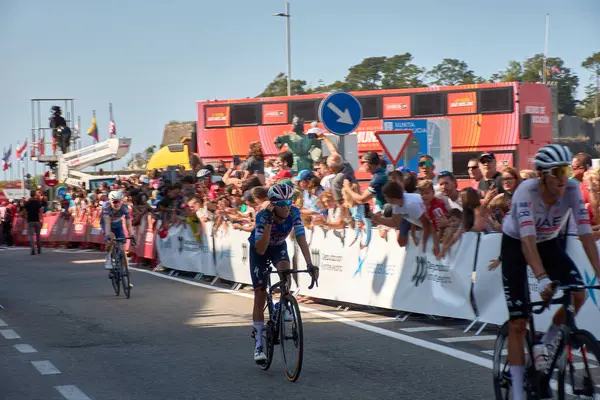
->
[534,144,572,171]
[196,168,211,178]
[268,183,294,202]
[108,191,124,201]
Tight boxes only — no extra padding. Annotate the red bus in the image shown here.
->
[194,82,553,178]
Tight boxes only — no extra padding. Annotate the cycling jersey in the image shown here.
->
[101,203,131,228]
[501,178,591,242]
[249,206,305,245]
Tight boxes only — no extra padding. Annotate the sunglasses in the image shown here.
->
[418,160,433,167]
[543,165,571,178]
[273,200,292,207]
[111,200,122,205]
[467,165,479,170]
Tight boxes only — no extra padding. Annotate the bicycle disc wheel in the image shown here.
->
[558,329,600,400]
[259,320,276,371]
[120,253,131,299]
[110,256,120,296]
[492,322,534,399]
[279,294,303,382]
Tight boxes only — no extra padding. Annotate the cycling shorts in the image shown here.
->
[100,219,125,240]
[249,242,290,289]
[500,233,583,320]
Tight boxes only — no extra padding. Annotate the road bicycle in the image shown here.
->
[251,265,318,382]
[493,280,600,399]
[107,236,136,299]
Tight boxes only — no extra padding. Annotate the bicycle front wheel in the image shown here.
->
[110,256,120,296]
[558,329,600,400]
[120,252,131,299]
[259,320,276,371]
[279,294,303,382]
[492,322,534,399]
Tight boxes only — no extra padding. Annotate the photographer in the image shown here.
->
[49,106,71,154]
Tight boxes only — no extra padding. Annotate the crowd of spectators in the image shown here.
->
[2,132,599,261]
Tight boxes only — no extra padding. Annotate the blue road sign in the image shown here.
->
[318,92,362,136]
[56,186,67,198]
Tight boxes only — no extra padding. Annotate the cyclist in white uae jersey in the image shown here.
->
[500,144,600,400]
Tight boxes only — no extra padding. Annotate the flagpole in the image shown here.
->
[77,115,81,151]
[543,13,549,84]
[110,103,114,173]
[93,110,97,173]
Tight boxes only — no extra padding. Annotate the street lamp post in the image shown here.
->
[273,1,291,96]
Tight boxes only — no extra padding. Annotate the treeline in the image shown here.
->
[258,52,600,118]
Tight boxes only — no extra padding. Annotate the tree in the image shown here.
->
[427,58,483,86]
[489,60,523,83]
[521,54,579,115]
[257,73,308,97]
[144,145,156,157]
[576,84,599,119]
[344,56,387,90]
[581,51,600,118]
[380,53,426,89]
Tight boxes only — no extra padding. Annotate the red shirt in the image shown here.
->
[426,198,448,229]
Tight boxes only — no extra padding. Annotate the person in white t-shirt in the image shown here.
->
[371,181,435,254]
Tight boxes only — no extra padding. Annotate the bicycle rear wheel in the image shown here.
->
[492,322,535,399]
[120,252,131,299]
[110,254,120,296]
[279,294,303,382]
[558,329,600,400]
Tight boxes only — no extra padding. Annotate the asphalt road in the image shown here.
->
[0,245,497,400]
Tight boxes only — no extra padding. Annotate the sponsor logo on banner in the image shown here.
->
[367,262,397,275]
[311,248,320,267]
[321,253,344,272]
[411,256,452,286]
[145,232,153,242]
[354,248,368,276]
[524,105,550,124]
[41,223,49,236]
[585,271,599,310]
[412,256,428,286]
[242,243,249,264]
[74,223,84,234]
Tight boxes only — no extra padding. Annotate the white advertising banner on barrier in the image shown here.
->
[155,221,216,275]
[473,233,600,337]
[392,232,477,320]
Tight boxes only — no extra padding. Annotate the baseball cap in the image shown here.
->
[480,152,495,161]
[276,170,292,179]
[361,151,380,164]
[293,169,314,182]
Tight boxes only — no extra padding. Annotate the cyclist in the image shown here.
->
[501,144,600,400]
[101,191,135,285]
[249,183,319,362]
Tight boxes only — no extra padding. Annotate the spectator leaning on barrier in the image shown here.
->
[371,181,436,254]
[345,151,388,213]
[417,154,440,194]
[437,170,462,212]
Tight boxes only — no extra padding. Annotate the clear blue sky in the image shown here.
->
[1,0,598,172]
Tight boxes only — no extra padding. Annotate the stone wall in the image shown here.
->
[556,115,600,143]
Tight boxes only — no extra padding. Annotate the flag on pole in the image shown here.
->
[39,132,45,156]
[73,120,80,140]
[2,145,12,171]
[88,112,99,142]
[16,140,28,161]
[109,103,116,137]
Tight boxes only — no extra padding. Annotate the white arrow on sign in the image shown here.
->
[327,103,354,125]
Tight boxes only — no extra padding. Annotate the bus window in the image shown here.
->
[452,151,482,177]
[479,88,513,113]
[413,93,444,117]
[357,96,381,119]
[231,104,259,126]
[290,100,318,122]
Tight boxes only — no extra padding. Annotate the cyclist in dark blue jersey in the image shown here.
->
[101,191,134,279]
[249,183,319,362]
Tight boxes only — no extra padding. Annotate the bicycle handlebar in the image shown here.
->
[269,267,319,290]
[531,280,600,314]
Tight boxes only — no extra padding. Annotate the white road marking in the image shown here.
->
[14,344,37,353]
[0,318,7,327]
[55,385,92,400]
[400,326,454,333]
[439,335,497,343]
[72,259,105,264]
[0,329,21,339]
[481,349,505,356]
[31,360,61,375]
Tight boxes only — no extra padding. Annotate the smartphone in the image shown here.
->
[233,155,241,166]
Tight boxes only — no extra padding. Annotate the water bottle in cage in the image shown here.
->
[272,302,280,322]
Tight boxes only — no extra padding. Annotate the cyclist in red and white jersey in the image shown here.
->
[500,144,600,400]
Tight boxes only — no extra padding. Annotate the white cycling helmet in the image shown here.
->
[108,190,124,201]
[196,168,211,178]
[534,144,572,171]
[268,183,294,202]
